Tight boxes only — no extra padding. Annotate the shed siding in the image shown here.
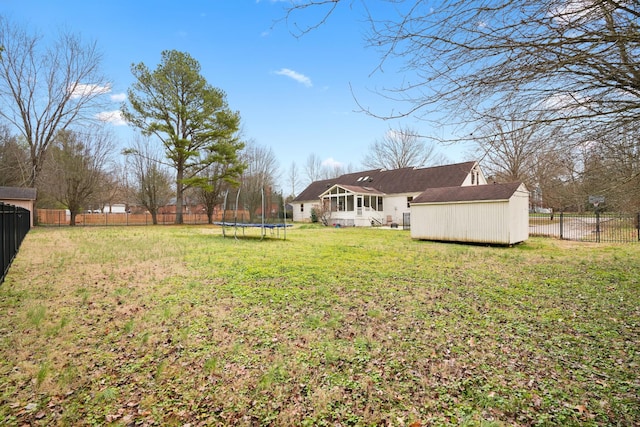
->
[411,201,507,243]
[2,200,35,227]
[411,196,528,244]
[508,190,530,242]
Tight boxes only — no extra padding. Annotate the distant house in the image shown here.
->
[101,204,128,214]
[292,161,486,227]
[410,182,529,245]
[0,187,37,226]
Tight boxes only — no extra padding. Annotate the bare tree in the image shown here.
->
[240,140,280,221]
[575,124,640,212]
[123,136,173,224]
[0,17,110,189]
[287,161,299,199]
[472,103,565,189]
[100,161,128,213]
[304,153,325,184]
[284,1,640,140]
[321,161,357,179]
[363,126,447,170]
[39,128,113,225]
[0,124,29,186]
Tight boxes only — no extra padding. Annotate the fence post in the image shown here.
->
[637,212,640,242]
[595,210,601,243]
[560,212,564,239]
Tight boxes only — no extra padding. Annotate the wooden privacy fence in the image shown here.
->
[529,212,640,243]
[37,209,236,226]
[1,202,31,284]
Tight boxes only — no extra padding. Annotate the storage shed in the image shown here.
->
[0,187,37,227]
[410,182,529,245]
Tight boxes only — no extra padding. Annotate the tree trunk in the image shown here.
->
[175,170,184,224]
[151,211,158,225]
[70,211,77,226]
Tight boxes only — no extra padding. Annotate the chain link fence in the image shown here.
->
[529,212,640,243]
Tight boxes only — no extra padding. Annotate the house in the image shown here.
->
[410,182,529,245]
[0,187,37,227]
[292,161,486,227]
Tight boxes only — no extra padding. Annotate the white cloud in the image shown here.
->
[274,68,312,87]
[543,92,588,112]
[322,157,343,169]
[548,0,594,25]
[96,110,127,126]
[69,83,111,99]
[110,93,126,102]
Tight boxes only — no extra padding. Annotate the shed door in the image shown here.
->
[356,196,363,216]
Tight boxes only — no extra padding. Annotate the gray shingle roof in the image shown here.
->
[412,182,525,204]
[294,161,478,202]
[0,186,37,201]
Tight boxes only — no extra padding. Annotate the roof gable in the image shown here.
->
[293,161,478,202]
[320,184,385,197]
[412,182,526,204]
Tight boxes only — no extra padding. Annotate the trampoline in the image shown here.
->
[215,187,291,240]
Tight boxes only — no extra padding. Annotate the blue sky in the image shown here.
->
[1,0,471,192]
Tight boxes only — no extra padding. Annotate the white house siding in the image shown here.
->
[328,193,416,226]
[460,167,487,187]
[382,194,415,225]
[292,201,317,222]
[411,197,529,244]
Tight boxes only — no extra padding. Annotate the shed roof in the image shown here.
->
[294,161,478,202]
[412,182,525,204]
[0,186,37,201]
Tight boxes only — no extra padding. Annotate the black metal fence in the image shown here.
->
[529,212,640,243]
[1,202,32,284]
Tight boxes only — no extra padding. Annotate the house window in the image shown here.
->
[407,196,413,208]
[471,172,475,185]
[300,203,304,212]
[347,195,354,211]
[377,197,383,211]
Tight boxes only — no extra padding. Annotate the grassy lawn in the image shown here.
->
[1,225,638,426]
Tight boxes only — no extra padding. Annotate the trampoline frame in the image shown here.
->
[215,187,290,240]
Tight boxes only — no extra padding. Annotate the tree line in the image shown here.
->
[284,0,640,212]
[2,0,639,219]
[0,19,284,225]
[0,15,446,225]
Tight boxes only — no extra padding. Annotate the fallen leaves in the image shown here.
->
[1,227,639,425]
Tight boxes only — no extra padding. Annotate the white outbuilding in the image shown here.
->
[410,182,529,245]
